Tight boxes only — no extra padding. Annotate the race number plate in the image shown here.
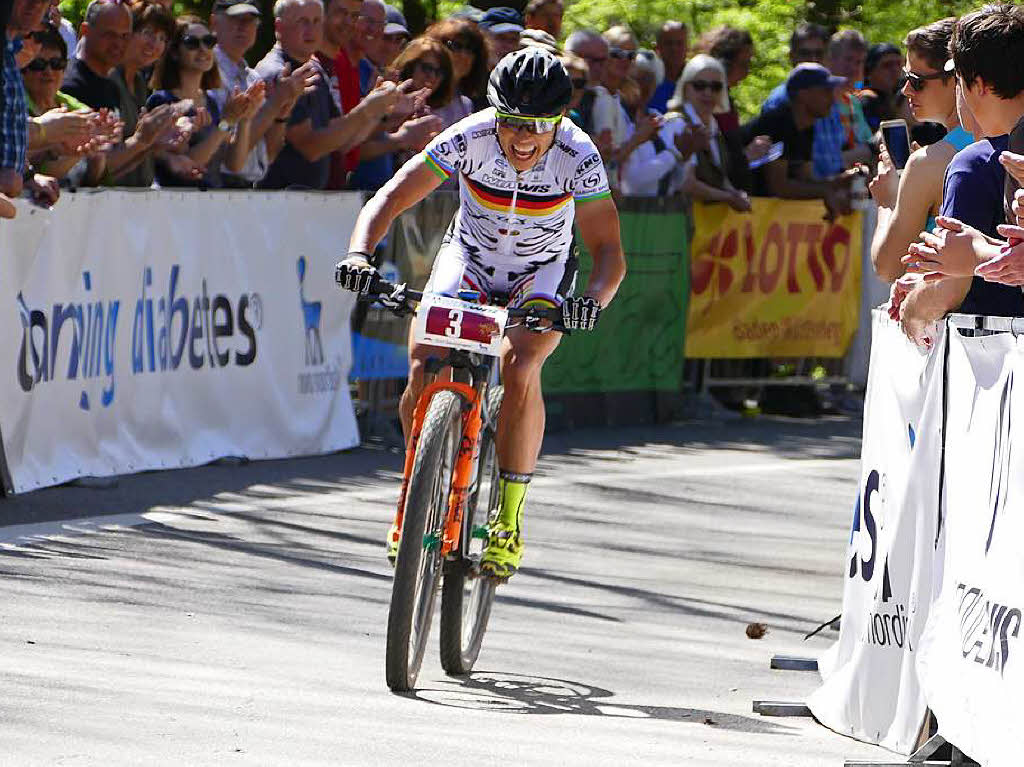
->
[413,294,508,356]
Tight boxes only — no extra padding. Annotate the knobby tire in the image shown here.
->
[385,390,462,692]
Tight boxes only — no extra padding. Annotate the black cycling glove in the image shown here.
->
[561,296,601,331]
[335,257,378,294]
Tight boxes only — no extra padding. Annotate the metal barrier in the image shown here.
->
[348,194,875,438]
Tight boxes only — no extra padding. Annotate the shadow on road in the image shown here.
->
[408,671,795,734]
[0,416,861,531]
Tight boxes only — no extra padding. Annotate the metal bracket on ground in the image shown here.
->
[751,700,812,717]
[769,655,818,672]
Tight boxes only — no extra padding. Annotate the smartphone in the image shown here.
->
[748,141,784,170]
[881,119,912,172]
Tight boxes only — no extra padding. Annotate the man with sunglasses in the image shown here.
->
[337,48,626,579]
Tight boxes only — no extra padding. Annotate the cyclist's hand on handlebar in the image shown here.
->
[336,254,379,294]
[561,296,601,331]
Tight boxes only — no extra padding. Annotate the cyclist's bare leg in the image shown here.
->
[495,326,562,473]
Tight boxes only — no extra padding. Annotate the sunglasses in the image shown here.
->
[608,47,636,61]
[496,111,561,134]
[899,68,948,93]
[413,60,441,78]
[689,79,724,93]
[570,77,586,89]
[181,33,217,50]
[443,38,473,55]
[24,56,66,72]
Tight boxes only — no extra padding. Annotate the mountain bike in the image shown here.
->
[348,275,566,692]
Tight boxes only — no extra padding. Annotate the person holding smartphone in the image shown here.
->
[869,17,973,282]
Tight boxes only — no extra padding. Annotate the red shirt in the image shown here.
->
[334,48,363,184]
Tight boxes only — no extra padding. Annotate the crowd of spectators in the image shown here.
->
[0,0,915,211]
[4,0,1024,333]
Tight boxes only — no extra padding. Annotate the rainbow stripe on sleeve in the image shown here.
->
[424,150,454,179]
[574,189,611,202]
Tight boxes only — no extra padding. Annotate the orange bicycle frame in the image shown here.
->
[394,379,485,557]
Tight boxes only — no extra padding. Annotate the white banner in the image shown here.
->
[808,310,945,754]
[917,329,1024,766]
[0,190,362,493]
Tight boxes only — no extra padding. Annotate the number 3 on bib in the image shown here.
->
[446,309,464,338]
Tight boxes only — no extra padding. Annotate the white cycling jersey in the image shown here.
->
[422,108,611,305]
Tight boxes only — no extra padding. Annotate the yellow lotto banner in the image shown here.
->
[685,199,862,358]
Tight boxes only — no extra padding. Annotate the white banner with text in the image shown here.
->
[917,329,1024,767]
[0,190,361,493]
[808,311,945,754]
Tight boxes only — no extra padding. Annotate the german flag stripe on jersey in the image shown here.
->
[424,150,455,179]
[464,177,573,217]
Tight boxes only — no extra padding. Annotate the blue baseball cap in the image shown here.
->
[383,4,408,36]
[480,7,524,35]
[786,63,846,97]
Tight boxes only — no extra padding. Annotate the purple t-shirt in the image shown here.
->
[940,135,1024,316]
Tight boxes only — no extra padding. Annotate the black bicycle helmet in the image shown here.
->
[487,47,573,117]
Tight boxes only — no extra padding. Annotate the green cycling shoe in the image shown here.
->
[479,521,524,580]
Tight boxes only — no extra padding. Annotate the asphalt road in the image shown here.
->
[0,417,893,766]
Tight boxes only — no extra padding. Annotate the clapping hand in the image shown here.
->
[902,217,989,279]
[999,150,1024,187]
[395,113,443,152]
[36,107,93,150]
[672,122,708,160]
[269,61,321,122]
[133,103,178,146]
[634,112,662,143]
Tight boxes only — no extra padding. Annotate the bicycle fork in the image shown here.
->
[392,381,484,558]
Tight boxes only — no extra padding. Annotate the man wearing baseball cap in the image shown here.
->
[379,3,409,61]
[742,63,855,219]
[212,0,276,187]
[479,7,522,66]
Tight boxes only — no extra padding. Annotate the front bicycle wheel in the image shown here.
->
[439,386,502,676]
[385,390,462,692]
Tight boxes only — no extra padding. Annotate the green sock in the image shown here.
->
[497,470,531,529]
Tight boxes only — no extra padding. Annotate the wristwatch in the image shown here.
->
[217,119,233,133]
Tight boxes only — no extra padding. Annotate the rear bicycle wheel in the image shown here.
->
[385,390,462,692]
[439,386,503,676]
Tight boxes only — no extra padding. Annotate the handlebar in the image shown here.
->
[341,271,568,333]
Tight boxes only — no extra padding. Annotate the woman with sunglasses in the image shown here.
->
[424,19,490,112]
[110,1,174,187]
[667,54,750,211]
[869,17,973,282]
[392,37,466,130]
[146,16,263,187]
[21,26,108,186]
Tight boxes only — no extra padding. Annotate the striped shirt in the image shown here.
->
[2,38,28,174]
